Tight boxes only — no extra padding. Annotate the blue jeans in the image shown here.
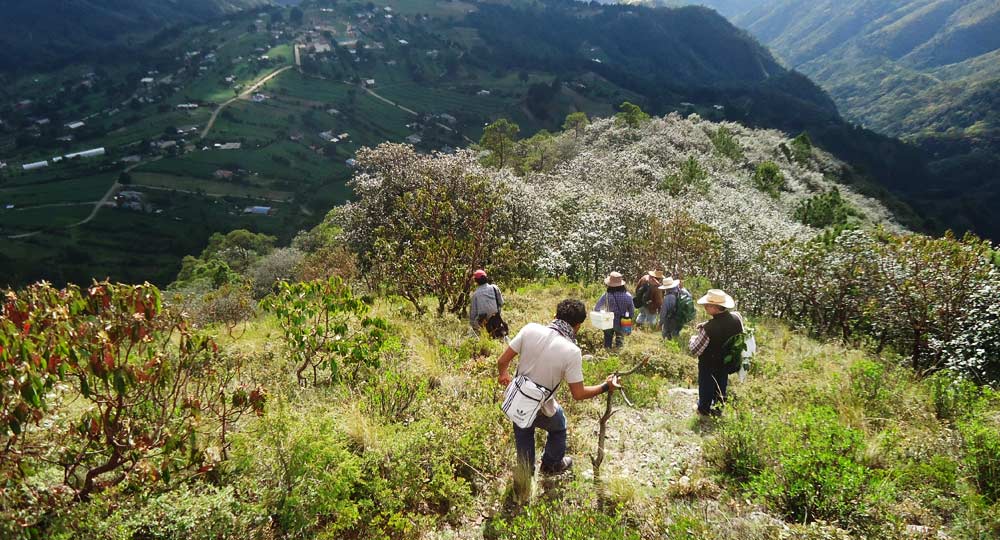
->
[603,327,624,348]
[661,318,680,339]
[697,369,728,414]
[513,406,567,472]
[636,308,658,328]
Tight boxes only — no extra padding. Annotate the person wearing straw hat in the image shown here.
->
[658,276,692,339]
[634,270,665,330]
[688,289,744,416]
[595,271,634,349]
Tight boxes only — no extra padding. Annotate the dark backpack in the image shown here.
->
[482,286,509,339]
[674,290,696,327]
[633,282,649,309]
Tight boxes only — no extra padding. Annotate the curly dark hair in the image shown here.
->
[555,299,587,326]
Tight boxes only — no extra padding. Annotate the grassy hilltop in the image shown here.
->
[4,278,999,539]
[1,0,935,287]
[3,108,1000,539]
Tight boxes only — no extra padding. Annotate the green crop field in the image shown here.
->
[0,172,114,207]
[262,70,353,104]
[131,172,293,201]
[373,81,509,118]
[1,0,633,288]
[0,206,91,234]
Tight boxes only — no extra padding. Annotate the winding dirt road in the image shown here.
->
[200,65,294,140]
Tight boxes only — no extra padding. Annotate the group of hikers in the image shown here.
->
[470,268,748,479]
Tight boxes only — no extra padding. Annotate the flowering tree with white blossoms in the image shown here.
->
[336,112,1000,385]
[339,144,540,315]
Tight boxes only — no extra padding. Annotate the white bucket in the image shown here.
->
[590,310,614,330]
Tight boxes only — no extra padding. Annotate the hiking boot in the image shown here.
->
[540,457,573,476]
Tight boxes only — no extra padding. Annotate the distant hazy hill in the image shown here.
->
[670,0,1000,238]
[466,2,934,229]
[0,0,270,71]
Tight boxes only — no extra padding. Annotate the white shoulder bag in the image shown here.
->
[501,375,557,429]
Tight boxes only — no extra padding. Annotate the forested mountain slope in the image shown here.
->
[671,0,1000,240]
[4,110,999,540]
[0,0,272,71]
[0,0,932,288]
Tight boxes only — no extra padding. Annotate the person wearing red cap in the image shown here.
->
[470,269,505,337]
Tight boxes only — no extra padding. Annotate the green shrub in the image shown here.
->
[709,126,743,161]
[359,419,474,538]
[794,188,857,228]
[897,454,958,495]
[659,157,709,195]
[484,499,639,540]
[232,407,364,539]
[260,276,388,385]
[752,161,786,197]
[749,407,892,529]
[233,407,474,540]
[927,370,983,421]
[791,132,813,164]
[362,368,429,423]
[848,358,894,418]
[955,493,1000,538]
[616,101,650,129]
[124,485,250,540]
[960,417,1000,503]
[707,407,765,482]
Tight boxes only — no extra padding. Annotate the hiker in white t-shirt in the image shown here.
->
[497,299,620,476]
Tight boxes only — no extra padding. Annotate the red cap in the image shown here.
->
[473,269,487,279]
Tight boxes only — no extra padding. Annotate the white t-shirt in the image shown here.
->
[509,322,584,417]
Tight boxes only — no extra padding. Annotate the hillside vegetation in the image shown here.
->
[1,0,938,287]
[3,110,1000,539]
[0,0,275,72]
[677,0,1000,239]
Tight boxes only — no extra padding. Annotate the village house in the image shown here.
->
[216,142,242,150]
[243,206,274,216]
[405,134,422,145]
[66,121,85,130]
[22,160,49,171]
[115,191,146,212]
[63,147,106,159]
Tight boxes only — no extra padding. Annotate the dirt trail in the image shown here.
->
[428,384,707,540]
[201,65,294,140]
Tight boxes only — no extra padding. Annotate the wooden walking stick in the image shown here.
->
[591,355,650,480]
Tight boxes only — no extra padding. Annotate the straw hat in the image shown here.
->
[697,289,735,309]
[658,277,680,290]
[647,270,665,279]
[604,271,625,287]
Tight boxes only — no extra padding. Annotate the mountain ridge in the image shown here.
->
[0,0,274,72]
